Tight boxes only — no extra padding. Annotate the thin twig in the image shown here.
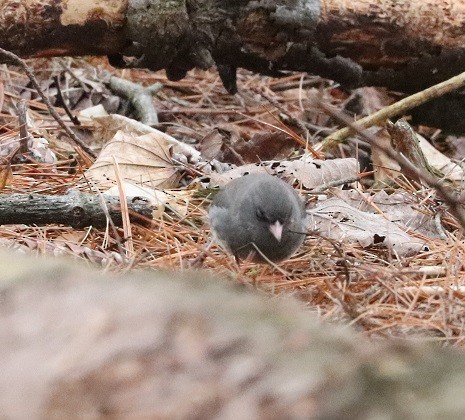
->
[17,99,29,154]
[319,71,465,152]
[53,75,81,126]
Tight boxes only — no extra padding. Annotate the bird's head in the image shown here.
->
[253,195,293,242]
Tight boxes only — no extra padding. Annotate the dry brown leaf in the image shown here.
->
[344,87,393,117]
[200,128,295,164]
[308,198,427,257]
[236,131,295,163]
[199,129,224,160]
[199,124,242,164]
[85,131,180,189]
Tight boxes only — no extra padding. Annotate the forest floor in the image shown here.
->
[2,57,465,344]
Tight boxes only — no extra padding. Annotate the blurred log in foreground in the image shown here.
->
[1,253,465,418]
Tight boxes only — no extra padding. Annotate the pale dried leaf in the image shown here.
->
[369,129,400,184]
[205,157,358,188]
[19,237,124,265]
[280,88,304,100]
[418,133,464,181]
[163,190,192,217]
[104,182,192,218]
[333,189,442,238]
[79,104,109,119]
[373,128,464,183]
[85,131,180,189]
[0,136,19,157]
[278,157,359,189]
[29,137,57,164]
[0,136,57,164]
[105,182,169,219]
[307,198,427,257]
[0,238,31,254]
[0,106,56,163]
[205,164,271,187]
[93,115,201,163]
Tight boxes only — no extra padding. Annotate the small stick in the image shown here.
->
[17,99,29,154]
[53,75,80,126]
[109,76,163,126]
[318,71,465,152]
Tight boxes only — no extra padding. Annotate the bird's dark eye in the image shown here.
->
[256,208,267,221]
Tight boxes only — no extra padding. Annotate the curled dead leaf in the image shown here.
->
[93,115,201,163]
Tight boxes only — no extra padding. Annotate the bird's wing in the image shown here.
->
[210,176,253,210]
[210,188,233,209]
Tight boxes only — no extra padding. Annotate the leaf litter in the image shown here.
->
[1,57,465,343]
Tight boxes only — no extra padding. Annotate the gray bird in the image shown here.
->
[208,173,306,263]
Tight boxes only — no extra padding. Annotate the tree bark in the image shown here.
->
[0,190,155,228]
[319,0,465,91]
[0,0,128,56]
[2,0,464,89]
[2,0,465,130]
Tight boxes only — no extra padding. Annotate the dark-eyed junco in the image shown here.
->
[209,173,306,263]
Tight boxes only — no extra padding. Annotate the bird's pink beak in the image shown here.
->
[268,221,283,242]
